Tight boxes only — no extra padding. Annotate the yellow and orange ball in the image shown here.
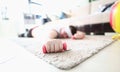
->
[110,1,120,33]
[110,1,120,40]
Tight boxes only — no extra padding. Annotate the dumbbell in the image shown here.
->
[42,43,67,53]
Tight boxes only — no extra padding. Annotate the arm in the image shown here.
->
[48,29,58,39]
[31,26,58,39]
[31,26,66,53]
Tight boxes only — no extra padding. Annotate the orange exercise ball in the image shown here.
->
[110,1,120,33]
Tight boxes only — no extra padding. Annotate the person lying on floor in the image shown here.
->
[28,24,85,53]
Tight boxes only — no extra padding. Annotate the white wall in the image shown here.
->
[0,0,29,38]
[29,0,89,16]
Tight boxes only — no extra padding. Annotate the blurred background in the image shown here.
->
[0,0,116,38]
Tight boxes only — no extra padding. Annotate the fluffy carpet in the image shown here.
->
[12,36,115,70]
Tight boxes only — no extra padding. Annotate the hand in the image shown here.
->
[42,39,67,53]
[72,31,85,39]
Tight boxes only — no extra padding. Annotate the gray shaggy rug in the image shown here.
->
[12,36,115,70]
